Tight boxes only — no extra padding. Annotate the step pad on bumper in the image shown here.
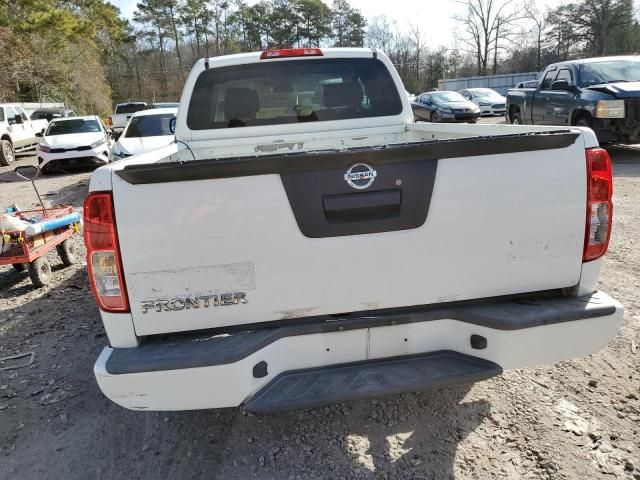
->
[244,351,501,413]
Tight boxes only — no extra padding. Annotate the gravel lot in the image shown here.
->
[0,126,638,480]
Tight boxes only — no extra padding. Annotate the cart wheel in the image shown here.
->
[28,257,52,287]
[12,263,26,272]
[57,239,78,266]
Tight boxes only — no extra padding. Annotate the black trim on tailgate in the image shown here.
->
[281,159,437,237]
[105,291,614,375]
[114,130,579,185]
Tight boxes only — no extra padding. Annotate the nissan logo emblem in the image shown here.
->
[344,163,377,190]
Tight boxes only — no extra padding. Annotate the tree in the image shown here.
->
[268,0,299,48]
[546,0,633,56]
[295,0,332,47]
[365,16,394,52]
[0,0,124,113]
[331,0,365,47]
[454,0,521,75]
[134,0,171,96]
[523,1,545,71]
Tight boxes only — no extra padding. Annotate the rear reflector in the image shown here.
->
[583,148,613,262]
[83,192,129,312]
[260,48,323,59]
[108,116,113,127]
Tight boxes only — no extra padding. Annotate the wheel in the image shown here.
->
[57,239,78,266]
[468,119,477,124]
[574,115,593,129]
[511,110,522,125]
[430,111,439,123]
[12,263,26,272]
[0,139,15,166]
[28,256,52,287]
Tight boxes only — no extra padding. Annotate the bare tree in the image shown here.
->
[523,1,545,71]
[454,0,521,75]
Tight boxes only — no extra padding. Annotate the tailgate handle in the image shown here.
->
[323,189,401,222]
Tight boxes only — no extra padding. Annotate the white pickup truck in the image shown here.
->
[85,48,622,413]
[0,104,48,166]
[107,102,147,137]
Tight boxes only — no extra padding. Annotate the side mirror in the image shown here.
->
[169,117,176,134]
[14,114,24,124]
[551,80,572,92]
[14,165,40,180]
[35,131,43,137]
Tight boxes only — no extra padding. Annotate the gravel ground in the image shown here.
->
[0,136,638,480]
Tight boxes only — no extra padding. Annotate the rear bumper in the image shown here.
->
[94,290,623,411]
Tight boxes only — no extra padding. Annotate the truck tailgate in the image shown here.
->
[112,132,587,336]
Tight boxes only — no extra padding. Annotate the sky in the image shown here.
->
[111,0,564,49]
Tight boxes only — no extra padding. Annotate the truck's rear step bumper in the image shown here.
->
[94,290,623,411]
[244,351,501,413]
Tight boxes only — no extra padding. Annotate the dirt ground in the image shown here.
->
[0,139,638,480]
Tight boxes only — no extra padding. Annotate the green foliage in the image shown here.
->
[546,0,639,57]
[331,0,366,47]
[0,0,128,114]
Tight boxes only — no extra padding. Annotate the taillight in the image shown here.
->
[583,148,613,262]
[83,192,129,312]
[108,116,113,126]
[260,48,323,59]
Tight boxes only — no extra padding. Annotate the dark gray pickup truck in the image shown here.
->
[506,56,640,143]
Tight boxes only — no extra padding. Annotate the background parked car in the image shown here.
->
[0,104,48,166]
[108,102,147,138]
[37,115,112,173]
[110,107,177,160]
[411,91,480,123]
[30,108,75,123]
[458,88,507,116]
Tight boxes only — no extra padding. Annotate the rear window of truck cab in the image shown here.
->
[187,58,403,130]
[115,103,147,114]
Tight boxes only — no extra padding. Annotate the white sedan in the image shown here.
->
[458,88,507,116]
[37,116,112,173]
[110,107,177,160]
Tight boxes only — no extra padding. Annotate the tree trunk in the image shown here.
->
[194,18,201,58]
[537,29,541,71]
[168,6,184,78]
[492,23,499,75]
[157,27,168,97]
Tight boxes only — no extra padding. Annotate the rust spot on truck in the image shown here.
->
[254,142,304,153]
[278,307,319,320]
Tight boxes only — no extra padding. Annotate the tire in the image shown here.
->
[430,111,439,123]
[574,115,593,129]
[0,139,15,166]
[28,256,52,287]
[511,110,522,125]
[12,263,26,272]
[468,119,477,124]
[57,239,78,266]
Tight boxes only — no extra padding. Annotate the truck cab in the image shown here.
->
[507,56,640,143]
